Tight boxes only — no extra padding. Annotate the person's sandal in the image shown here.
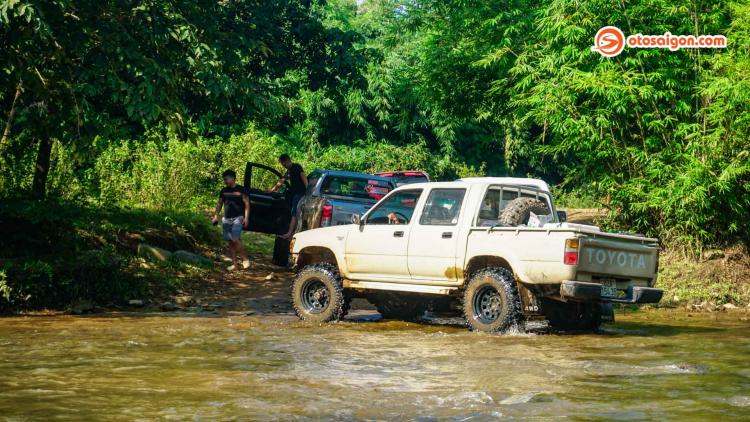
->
[242,260,250,269]
[226,265,236,271]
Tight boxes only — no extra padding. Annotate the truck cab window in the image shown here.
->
[476,187,554,226]
[366,190,422,225]
[420,189,466,226]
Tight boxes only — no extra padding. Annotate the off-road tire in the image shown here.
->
[499,197,551,226]
[543,299,602,332]
[462,268,521,333]
[292,263,347,323]
[374,293,426,321]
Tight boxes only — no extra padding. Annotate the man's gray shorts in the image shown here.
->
[222,216,244,241]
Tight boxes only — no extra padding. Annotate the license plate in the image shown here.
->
[600,279,618,297]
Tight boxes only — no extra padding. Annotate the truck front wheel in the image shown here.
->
[292,263,347,323]
[463,268,521,333]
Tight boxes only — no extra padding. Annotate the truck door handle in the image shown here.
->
[442,232,453,239]
[394,231,404,238]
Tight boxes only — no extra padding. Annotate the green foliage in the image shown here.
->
[405,0,749,252]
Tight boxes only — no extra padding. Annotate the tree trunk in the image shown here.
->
[1,86,21,146]
[31,138,53,199]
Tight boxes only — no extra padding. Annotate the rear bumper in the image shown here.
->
[560,280,663,304]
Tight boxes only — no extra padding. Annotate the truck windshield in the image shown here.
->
[320,176,391,200]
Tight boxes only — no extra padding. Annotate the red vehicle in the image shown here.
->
[373,171,430,187]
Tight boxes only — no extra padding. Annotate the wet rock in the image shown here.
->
[174,295,193,305]
[722,303,738,310]
[137,243,173,262]
[71,300,94,315]
[129,299,144,307]
[209,302,224,309]
[702,249,724,260]
[93,306,110,314]
[174,250,211,265]
[500,394,535,405]
[162,302,175,311]
[265,273,276,281]
[678,363,710,374]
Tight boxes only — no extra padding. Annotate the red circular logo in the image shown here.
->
[592,26,625,57]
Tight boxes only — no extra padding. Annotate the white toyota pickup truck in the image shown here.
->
[289,177,662,333]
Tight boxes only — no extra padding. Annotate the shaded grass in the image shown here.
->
[0,199,226,312]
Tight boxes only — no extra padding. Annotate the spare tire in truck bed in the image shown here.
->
[499,197,551,226]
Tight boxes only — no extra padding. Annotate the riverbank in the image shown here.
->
[2,203,749,315]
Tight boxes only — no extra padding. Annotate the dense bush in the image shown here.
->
[0,252,143,313]
[2,0,749,257]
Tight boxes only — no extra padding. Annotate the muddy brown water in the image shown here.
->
[0,310,748,421]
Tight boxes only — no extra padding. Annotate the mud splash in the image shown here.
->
[0,310,748,420]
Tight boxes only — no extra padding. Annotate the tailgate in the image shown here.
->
[577,234,658,279]
[328,197,377,226]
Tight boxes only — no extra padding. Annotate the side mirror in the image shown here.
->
[351,214,362,225]
[557,210,568,223]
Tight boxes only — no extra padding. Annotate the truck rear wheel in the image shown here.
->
[463,268,521,333]
[292,263,347,323]
[499,197,550,226]
[374,293,425,321]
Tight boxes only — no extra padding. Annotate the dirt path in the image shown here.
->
[562,208,607,225]
[159,254,298,316]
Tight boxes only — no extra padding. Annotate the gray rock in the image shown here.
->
[700,301,717,312]
[137,243,173,262]
[173,250,211,265]
[129,299,144,307]
[174,295,193,305]
[703,249,724,260]
[722,303,738,310]
[71,300,94,314]
[161,302,175,311]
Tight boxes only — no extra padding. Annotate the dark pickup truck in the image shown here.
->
[295,170,395,233]
[241,163,395,236]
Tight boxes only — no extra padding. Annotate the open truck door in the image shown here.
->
[243,162,292,235]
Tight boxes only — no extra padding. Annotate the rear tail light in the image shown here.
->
[320,204,333,227]
[564,238,579,265]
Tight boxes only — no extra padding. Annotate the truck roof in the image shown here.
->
[455,177,551,192]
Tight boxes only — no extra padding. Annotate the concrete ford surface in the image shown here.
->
[289,177,662,333]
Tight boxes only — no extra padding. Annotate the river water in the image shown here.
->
[0,310,748,421]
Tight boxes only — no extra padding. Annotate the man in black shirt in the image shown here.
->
[212,169,251,271]
[265,154,308,238]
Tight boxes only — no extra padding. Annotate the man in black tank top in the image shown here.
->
[265,154,308,238]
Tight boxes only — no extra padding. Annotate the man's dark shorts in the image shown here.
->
[291,193,303,217]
